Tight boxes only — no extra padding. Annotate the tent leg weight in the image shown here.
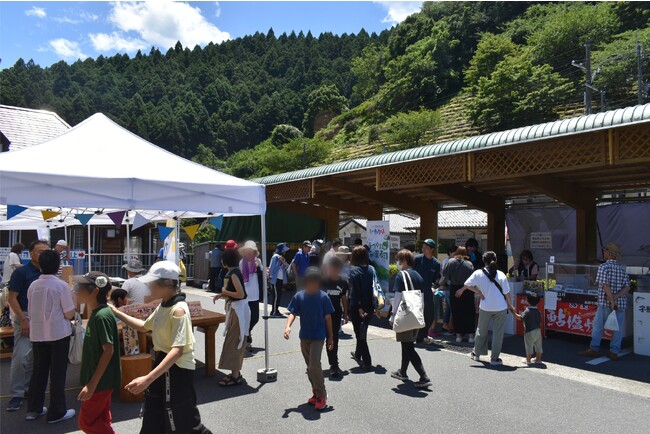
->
[257,368,278,383]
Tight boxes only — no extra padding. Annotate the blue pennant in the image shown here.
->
[158,225,174,241]
[7,205,28,220]
[74,213,94,226]
[209,215,224,231]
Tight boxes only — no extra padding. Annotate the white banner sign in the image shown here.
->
[390,235,400,250]
[454,233,471,247]
[367,220,390,290]
[530,232,553,250]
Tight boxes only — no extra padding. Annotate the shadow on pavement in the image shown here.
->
[282,403,334,420]
[391,382,430,398]
[469,362,518,372]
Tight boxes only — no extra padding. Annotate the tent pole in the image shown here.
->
[87,224,92,273]
[125,211,131,263]
[257,213,277,383]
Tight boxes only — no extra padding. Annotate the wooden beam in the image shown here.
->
[418,201,438,242]
[311,193,383,219]
[272,202,331,220]
[516,175,598,209]
[427,185,502,212]
[317,177,428,214]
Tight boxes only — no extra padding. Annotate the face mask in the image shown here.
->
[396,262,403,271]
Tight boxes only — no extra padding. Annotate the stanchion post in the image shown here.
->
[257,213,277,383]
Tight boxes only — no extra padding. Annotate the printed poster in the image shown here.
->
[367,220,390,290]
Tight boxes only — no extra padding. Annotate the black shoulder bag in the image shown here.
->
[481,268,509,314]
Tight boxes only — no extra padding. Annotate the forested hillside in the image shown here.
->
[1,2,649,179]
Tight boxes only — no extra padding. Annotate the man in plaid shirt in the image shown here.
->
[579,242,631,360]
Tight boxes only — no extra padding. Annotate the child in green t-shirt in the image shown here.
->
[72,271,121,433]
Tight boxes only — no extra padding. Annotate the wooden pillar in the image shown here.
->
[487,206,506,267]
[418,201,438,243]
[366,207,384,221]
[576,203,598,263]
[325,208,340,240]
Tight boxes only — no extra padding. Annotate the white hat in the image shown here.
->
[238,240,259,254]
[138,260,180,283]
[56,240,68,247]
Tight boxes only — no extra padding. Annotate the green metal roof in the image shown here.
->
[253,104,650,185]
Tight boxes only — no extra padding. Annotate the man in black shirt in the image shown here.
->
[321,256,349,378]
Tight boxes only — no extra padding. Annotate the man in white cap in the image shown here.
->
[54,240,69,278]
[121,259,149,305]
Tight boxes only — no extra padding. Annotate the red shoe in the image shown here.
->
[314,396,327,411]
[307,395,318,405]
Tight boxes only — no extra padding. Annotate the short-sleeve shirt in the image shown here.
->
[321,278,349,315]
[522,306,542,333]
[143,300,195,370]
[288,290,335,340]
[2,252,21,284]
[596,259,630,310]
[464,269,510,312]
[292,250,310,277]
[210,248,222,267]
[27,275,75,342]
[414,254,441,300]
[8,261,41,311]
[122,277,150,305]
[81,305,121,391]
[394,269,424,293]
[443,258,474,286]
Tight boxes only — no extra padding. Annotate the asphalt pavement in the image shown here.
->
[1,287,648,434]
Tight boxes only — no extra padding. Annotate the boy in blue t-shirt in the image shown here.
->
[284,267,334,411]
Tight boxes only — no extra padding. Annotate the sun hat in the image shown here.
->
[604,242,622,257]
[138,260,180,283]
[423,238,437,248]
[122,258,145,273]
[336,245,351,256]
[72,271,111,292]
[224,240,237,249]
[56,240,68,247]
[275,243,290,254]
[239,240,259,254]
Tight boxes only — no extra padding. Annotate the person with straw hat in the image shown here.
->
[579,242,631,361]
[239,240,263,352]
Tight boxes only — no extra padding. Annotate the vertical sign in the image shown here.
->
[367,220,390,290]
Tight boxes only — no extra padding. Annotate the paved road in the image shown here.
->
[2,288,648,434]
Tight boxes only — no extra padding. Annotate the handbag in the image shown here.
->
[68,311,85,364]
[371,266,386,311]
[392,271,425,333]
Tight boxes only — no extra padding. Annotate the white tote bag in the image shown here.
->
[604,310,619,332]
[69,311,85,365]
[392,271,425,333]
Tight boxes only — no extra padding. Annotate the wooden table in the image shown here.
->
[83,309,225,377]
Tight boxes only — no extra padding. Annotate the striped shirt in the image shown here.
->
[596,259,630,310]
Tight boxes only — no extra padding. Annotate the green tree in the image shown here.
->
[382,109,442,150]
[191,144,226,170]
[468,52,573,132]
[350,44,386,102]
[465,33,518,90]
[302,85,348,136]
[270,124,303,146]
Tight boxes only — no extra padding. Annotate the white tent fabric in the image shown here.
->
[0,113,266,215]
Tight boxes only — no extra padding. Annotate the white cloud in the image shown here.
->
[48,38,87,60]
[25,6,46,18]
[90,32,147,53]
[376,1,423,25]
[54,11,100,24]
[80,12,99,22]
[215,2,221,18]
[54,16,82,24]
[108,1,230,50]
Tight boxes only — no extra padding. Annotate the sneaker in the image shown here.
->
[307,395,318,405]
[490,358,503,366]
[469,352,480,361]
[314,396,327,411]
[455,336,463,343]
[26,407,47,421]
[390,370,408,381]
[329,366,341,378]
[414,378,432,389]
[428,330,440,338]
[47,409,75,424]
[6,397,22,412]
[521,358,533,366]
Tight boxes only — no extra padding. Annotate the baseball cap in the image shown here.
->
[302,240,312,247]
[138,260,181,283]
[56,240,68,247]
[423,238,437,248]
[73,271,111,292]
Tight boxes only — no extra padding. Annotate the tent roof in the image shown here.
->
[0,113,265,215]
[0,105,71,151]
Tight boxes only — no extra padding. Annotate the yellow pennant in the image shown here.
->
[183,224,200,240]
[41,210,60,221]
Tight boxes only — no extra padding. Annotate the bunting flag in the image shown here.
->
[209,215,224,231]
[158,225,174,241]
[132,212,150,230]
[41,210,60,221]
[7,205,28,220]
[107,211,126,227]
[74,213,94,226]
[183,224,200,240]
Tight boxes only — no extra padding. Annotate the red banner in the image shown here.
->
[545,301,612,339]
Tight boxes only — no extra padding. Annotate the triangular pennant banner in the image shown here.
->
[41,210,60,221]
[107,211,126,227]
[7,205,28,220]
[183,224,200,240]
[132,212,149,230]
[158,225,174,241]
[74,213,94,226]
[209,215,224,231]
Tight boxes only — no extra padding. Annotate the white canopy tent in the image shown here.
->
[0,113,276,382]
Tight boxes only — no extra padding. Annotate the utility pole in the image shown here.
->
[572,40,594,114]
[637,36,644,105]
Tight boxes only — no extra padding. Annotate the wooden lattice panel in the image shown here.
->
[616,123,650,164]
[377,155,466,190]
[472,132,607,181]
[266,180,312,202]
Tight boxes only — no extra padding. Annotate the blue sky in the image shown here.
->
[0,1,423,69]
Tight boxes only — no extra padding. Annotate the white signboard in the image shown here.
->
[367,220,390,291]
[455,233,471,247]
[530,232,553,249]
[69,250,86,260]
[390,235,400,250]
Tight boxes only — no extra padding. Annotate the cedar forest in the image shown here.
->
[1,2,649,179]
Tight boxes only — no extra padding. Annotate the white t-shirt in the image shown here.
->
[2,252,21,284]
[122,277,150,305]
[464,269,510,312]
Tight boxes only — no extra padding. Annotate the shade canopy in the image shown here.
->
[0,113,266,215]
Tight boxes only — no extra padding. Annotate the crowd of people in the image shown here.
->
[0,233,632,430]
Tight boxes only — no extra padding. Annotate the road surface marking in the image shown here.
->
[586,349,632,365]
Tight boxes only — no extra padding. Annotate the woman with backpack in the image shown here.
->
[347,246,375,371]
[459,251,515,366]
[389,250,432,389]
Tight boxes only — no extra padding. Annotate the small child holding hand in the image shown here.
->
[513,292,543,366]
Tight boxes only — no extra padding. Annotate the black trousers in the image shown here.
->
[351,310,372,367]
[400,342,427,379]
[208,267,221,292]
[248,300,260,343]
[28,336,70,421]
[271,280,284,314]
[416,297,435,343]
[141,359,211,434]
[450,283,476,335]
[326,312,342,368]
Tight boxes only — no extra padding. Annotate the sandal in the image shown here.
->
[219,374,243,387]
[218,374,233,386]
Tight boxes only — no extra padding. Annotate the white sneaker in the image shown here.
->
[455,336,462,343]
[26,407,47,421]
[48,409,75,424]
[468,336,475,344]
